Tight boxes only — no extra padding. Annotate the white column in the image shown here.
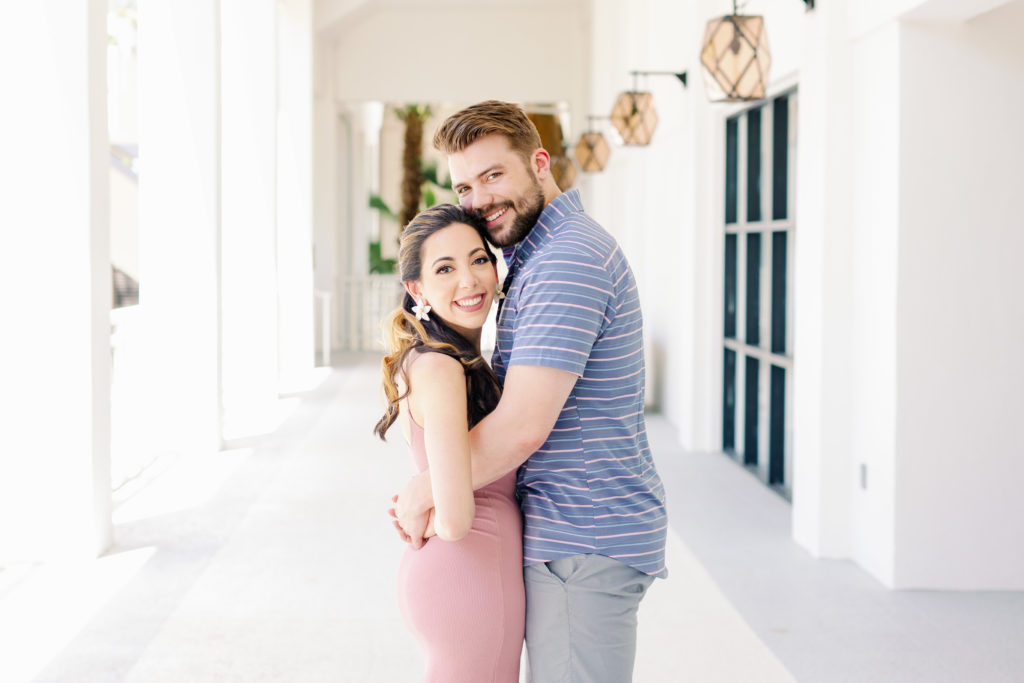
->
[277,0,316,388]
[791,0,857,560]
[0,0,112,559]
[220,0,280,438]
[844,20,902,588]
[137,1,222,454]
[314,41,338,363]
[360,103,385,276]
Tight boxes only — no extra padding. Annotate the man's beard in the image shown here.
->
[484,179,545,248]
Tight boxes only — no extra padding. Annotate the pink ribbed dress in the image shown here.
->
[396,408,525,683]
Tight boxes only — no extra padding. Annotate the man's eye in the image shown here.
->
[456,186,469,195]
[487,172,501,181]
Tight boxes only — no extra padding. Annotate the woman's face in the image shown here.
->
[406,222,498,342]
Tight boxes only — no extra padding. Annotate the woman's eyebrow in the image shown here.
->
[432,247,487,267]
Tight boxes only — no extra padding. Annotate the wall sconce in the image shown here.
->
[575,116,611,172]
[700,2,771,101]
[551,146,578,189]
[803,0,815,9]
[610,71,688,146]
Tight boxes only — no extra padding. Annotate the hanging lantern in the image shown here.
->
[551,153,577,189]
[610,91,658,146]
[574,131,610,173]
[700,2,771,102]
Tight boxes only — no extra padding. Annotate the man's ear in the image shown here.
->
[532,147,552,180]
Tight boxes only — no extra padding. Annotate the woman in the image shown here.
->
[374,204,524,682]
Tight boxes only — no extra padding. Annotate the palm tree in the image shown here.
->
[396,104,431,230]
[368,104,454,274]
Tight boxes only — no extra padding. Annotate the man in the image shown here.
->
[394,100,667,682]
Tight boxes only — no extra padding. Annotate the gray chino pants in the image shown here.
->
[524,553,655,683]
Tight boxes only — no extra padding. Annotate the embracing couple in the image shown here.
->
[375,100,668,683]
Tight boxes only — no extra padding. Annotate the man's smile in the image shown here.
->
[484,205,510,226]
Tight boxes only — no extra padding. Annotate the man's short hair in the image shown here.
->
[432,100,543,164]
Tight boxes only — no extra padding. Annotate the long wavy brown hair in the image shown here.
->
[374,204,502,441]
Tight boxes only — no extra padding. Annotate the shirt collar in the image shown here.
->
[504,189,584,268]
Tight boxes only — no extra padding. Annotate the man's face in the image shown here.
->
[448,134,545,248]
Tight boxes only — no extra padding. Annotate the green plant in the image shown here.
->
[368,240,397,275]
[367,105,457,275]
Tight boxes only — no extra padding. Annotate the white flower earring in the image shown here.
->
[494,282,506,301]
[412,299,431,321]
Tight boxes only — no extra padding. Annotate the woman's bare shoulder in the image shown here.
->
[406,349,463,382]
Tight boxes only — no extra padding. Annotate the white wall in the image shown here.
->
[894,0,1024,588]
[585,0,805,450]
[850,0,1017,35]
[328,4,589,116]
[585,0,1024,589]
[792,0,1024,588]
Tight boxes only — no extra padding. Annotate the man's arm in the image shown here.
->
[471,363,578,484]
[394,364,577,544]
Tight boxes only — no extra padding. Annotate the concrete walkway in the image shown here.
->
[0,357,1020,682]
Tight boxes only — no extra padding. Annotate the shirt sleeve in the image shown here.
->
[507,250,614,376]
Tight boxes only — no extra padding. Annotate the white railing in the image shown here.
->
[315,289,332,366]
[336,275,405,352]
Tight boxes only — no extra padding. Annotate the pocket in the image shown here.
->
[545,554,586,583]
[624,573,655,595]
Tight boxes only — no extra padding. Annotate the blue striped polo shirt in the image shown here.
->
[492,189,668,577]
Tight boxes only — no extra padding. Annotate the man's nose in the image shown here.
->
[468,189,492,212]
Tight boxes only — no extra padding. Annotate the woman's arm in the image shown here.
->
[406,352,475,541]
[395,363,578,547]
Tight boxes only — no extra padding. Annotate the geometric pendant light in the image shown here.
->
[574,129,611,173]
[609,71,687,146]
[610,91,658,146]
[699,2,771,102]
[551,148,578,189]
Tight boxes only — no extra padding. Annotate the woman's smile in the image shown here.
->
[453,293,486,312]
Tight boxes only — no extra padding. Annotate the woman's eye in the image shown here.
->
[435,265,452,275]
[473,257,489,265]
